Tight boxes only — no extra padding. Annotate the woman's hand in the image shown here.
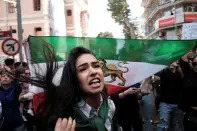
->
[55,117,76,131]
[119,88,140,99]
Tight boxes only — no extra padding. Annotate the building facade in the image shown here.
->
[65,0,89,36]
[141,0,197,39]
[0,0,89,62]
[0,0,89,39]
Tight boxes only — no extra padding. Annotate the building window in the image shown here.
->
[33,0,41,11]
[184,4,197,12]
[194,7,197,12]
[67,10,72,16]
[35,27,42,36]
[80,11,88,35]
[35,27,42,32]
[66,10,73,24]
[12,29,16,33]
[8,3,15,13]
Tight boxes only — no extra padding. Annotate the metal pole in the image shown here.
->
[5,1,8,30]
[16,0,23,61]
[174,3,178,39]
[10,26,12,38]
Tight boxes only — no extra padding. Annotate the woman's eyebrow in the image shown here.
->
[92,61,99,64]
[77,61,98,68]
[77,63,88,68]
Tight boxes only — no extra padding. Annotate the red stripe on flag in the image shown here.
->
[105,84,125,96]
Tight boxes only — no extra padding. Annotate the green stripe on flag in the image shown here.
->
[28,36,196,65]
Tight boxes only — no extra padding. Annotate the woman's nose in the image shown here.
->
[89,66,97,75]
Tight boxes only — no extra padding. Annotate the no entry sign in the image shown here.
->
[2,38,20,56]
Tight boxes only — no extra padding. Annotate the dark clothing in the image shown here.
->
[159,68,183,104]
[179,60,197,117]
[179,71,197,117]
[111,93,142,131]
[72,94,109,131]
[179,59,191,77]
[0,81,24,131]
[178,60,197,130]
[183,114,197,131]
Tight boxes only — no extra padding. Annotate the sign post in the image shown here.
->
[16,0,23,61]
[2,38,20,56]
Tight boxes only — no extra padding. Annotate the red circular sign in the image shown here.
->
[2,38,21,56]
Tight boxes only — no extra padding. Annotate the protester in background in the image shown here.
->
[32,47,118,131]
[16,67,32,114]
[139,77,154,131]
[14,62,28,70]
[180,49,197,76]
[0,69,24,131]
[17,63,43,110]
[157,61,184,131]
[17,65,44,131]
[179,55,197,131]
[16,67,36,131]
[150,75,160,126]
[111,83,143,131]
[4,58,15,70]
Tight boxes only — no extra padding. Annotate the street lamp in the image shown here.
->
[4,0,23,61]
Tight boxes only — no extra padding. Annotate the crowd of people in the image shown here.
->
[0,58,30,130]
[0,46,197,131]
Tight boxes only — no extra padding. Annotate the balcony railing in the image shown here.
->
[145,26,155,35]
[145,0,197,22]
[147,3,159,21]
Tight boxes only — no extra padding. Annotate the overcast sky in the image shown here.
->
[87,0,144,38]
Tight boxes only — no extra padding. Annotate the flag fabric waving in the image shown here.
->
[26,36,196,95]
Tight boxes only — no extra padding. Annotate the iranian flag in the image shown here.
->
[26,36,196,95]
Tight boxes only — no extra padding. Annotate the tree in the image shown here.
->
[95,31,118,59]
[107,0,140,39]
[97,31,114,38]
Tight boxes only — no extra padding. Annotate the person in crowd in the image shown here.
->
[150,75,160,125]
[18,68,43,103]
[179,49,197,77]
[16,67,32,113]
[179,54,197,131]
[14,62,28,70]
[139,77,154,131]
[0,69,24,131]
[15,63,44,131]
[16,67,36,131]
[32,47,119,131]
[4,58,15,70]
[111,83,143,131]
[157,61,184,131]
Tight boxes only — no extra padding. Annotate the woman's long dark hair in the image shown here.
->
[32,45,94,128]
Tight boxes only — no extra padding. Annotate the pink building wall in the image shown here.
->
[0,0,89,61]
[0,0,49,40]
[0,0,89,40]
